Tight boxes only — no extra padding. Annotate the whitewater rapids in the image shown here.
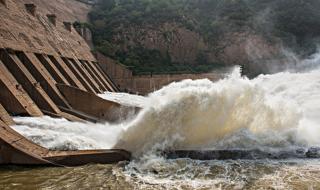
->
[10,54,320,189]
[12,65,320,156]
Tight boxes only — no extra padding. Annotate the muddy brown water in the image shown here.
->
[0,159,320,190]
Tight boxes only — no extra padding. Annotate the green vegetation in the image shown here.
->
[88,0,320,74]
[113,46,224,74]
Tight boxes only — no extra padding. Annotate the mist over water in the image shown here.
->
[114,67,305,156]
[13,52,320,155]
[11,52,320,189]
[13,116,125,150]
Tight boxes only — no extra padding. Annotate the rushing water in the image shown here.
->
[4,53,320,189]
[1,159,320,189]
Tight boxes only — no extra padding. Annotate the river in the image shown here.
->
[3,52,320,189]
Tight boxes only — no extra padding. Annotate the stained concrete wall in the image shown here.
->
[0,0,227,165]
[24,0,92,22]
[96,52,228,95]
[0,0,94,61]
[0,0,118,119]
[131,73,225,94]
[0,0,132,165]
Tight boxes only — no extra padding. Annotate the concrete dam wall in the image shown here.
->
[96,52,227,95]
[0,0,132,165]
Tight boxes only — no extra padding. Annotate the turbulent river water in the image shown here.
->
[2,53,320,189]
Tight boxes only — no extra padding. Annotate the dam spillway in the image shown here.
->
[1,0,320,189]
[0,0,131,165]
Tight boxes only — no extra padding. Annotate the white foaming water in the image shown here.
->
[12,55,320,156]
[253,69,320,146]
[11,54,320,189]
[114,68,304,156]
[13,116,126,150]
[98,91,148,108]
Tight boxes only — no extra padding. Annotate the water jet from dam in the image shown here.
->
[1,0,320,189]
[13,63,320,158]
[1,7,319,165]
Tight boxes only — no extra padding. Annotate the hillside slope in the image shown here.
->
[88,0,320,75]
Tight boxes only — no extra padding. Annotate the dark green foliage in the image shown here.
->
[88,0,320,74]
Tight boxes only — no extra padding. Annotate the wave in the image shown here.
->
[12,59,320,158]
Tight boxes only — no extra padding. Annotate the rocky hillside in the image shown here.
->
[87,0,320,75]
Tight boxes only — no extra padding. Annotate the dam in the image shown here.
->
[0,0,136,166]
[1,0,320,189]
[0,0,226,166]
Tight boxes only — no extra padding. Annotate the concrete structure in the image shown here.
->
[0,0,132,165]
[0,0,225,165]
[57,84,139,123]
[96,52,227,95]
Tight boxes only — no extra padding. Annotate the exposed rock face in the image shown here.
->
[215,32,283,75]
[117,23,207,64]
[217,32,280,65]
[113,22,281,68]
